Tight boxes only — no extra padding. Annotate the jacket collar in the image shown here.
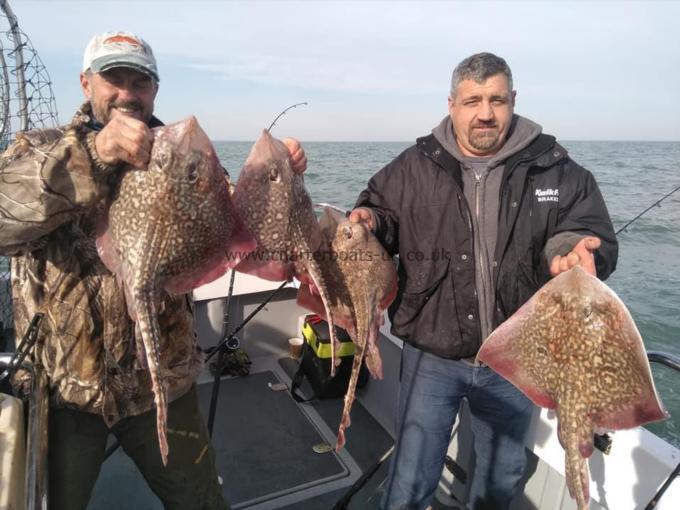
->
[416,133,446,162]
[416,132,567,206]
[503,135,563,170]
[416,133,463,188]
[418,131,563,170]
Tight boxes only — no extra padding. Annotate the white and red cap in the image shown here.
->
[82,31,159,81]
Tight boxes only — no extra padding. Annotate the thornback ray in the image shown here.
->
[232,129,342,373]
[477,265,668,510]
[96,117,256,465]
[297,207,398,449]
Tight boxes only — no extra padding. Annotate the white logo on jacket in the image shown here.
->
[535,188,559,203]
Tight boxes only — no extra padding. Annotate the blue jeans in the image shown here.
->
[381,343,534,510]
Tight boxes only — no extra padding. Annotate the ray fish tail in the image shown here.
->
[336,293,374,450]
[135,286,169,465]
[557,396,592,510]
[292,222,341,376]
[133,220,170,466]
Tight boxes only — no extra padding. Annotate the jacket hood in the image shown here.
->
[432,114,543,168]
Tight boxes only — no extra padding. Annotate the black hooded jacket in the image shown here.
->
[355,132,618,359]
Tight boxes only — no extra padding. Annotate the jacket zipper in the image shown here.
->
[474,171,492,340]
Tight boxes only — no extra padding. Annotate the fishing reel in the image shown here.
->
[207,336,251,378]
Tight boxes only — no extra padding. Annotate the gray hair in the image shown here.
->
[450,52,513,97]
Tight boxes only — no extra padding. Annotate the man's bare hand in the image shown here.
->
[94,114,154,169]
[348,207,375,231]
[550,236,600,277]
[282,137,307,174]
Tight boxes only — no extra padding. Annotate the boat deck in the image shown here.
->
[87,352,395,510]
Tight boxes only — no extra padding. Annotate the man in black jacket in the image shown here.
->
[350,53,617,510]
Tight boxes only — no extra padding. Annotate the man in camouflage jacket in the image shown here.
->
[0,31,306,510]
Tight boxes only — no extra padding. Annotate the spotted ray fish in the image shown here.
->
[297,208,398,449]
[476,265,668,509]
[96,117,256,465]
[232,130,342,372]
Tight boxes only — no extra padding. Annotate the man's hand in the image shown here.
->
[348,207,375,231]
[282,137,307,174]
[94,114,154,169]
[549,236,600,277]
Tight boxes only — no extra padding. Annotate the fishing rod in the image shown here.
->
[0,312,44,383]
[332,445,394,510]
[207,269,237,437]
[615,183,680,236]
[204,279,289,364]
[267,102,308,133]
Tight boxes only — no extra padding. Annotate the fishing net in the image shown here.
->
[0,0,59,348]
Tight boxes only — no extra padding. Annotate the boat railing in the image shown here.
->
[644,350,680,510]
[0,322,49,510]
[647,350,680,372]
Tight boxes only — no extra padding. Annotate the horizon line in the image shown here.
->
[211,139,680,144]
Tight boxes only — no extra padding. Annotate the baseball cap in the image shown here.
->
[82,31,159,81]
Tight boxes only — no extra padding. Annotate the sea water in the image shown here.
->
[215,139,680,448]
[0,140,676,447]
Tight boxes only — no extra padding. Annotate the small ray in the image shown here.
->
[297,207,398,449]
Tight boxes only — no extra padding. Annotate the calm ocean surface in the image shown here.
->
[215,139,680,448]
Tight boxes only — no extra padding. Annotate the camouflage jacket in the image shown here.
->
[0,105,203,426]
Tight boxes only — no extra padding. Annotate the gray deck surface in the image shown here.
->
[277,358,393,510]
[200,370,348,506]
[87,359,394,509]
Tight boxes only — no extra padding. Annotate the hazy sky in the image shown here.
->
[7,0,680,141]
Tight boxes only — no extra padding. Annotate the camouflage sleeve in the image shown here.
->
[0,126,115,255]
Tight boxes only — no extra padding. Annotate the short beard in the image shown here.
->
[90,97,110,125]
[469,130,500,152]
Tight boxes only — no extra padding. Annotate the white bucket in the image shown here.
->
[0,393,26,510]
